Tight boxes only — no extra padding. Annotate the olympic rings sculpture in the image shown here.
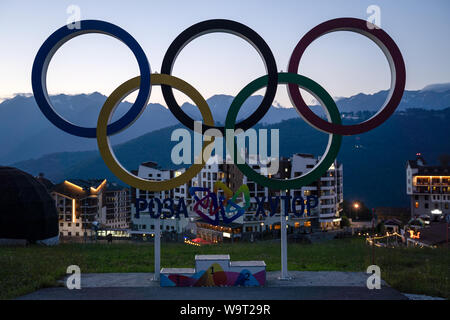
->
[32,18,405,192]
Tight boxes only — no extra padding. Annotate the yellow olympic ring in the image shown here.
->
[96,74,214,191]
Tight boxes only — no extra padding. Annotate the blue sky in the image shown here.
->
[0,0,449,107]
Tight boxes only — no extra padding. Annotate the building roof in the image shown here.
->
[407,155,450,175]
[415,166,450,176]
[52,179,106,199]
[141,161,159,169]
[66,179,105,190]
[412,222,449,246]
[384,218,402,226]
[106,182,128,191]
[294,153,315,158]
[407,160,419,169]
[0,167,58,241]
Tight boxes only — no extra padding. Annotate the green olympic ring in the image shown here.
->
[225,72,342,190]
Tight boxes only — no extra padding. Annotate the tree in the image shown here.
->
[340,215,351,228]
[376,222,385,234]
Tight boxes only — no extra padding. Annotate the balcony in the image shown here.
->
[320,212,338,219]
[320,204,336,210]
[413,187,430,194]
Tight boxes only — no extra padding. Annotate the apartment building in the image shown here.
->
[406,154,450,220]
[52,179,130,237]
[131,153,343,241]
[131,162,194,235]
[290,154,343,230]
[104,182,131,229]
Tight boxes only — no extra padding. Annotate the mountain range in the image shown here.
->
[1,84,449,164]
[1,83,450,208]
[10,107,450,209]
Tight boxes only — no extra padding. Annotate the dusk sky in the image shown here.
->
[1,0,449,107]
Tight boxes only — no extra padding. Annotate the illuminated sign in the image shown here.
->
[134,182,318,225]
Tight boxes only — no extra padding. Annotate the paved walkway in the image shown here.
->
[18,285,406,300]
[17,271,410,300]
[52,271,389,288]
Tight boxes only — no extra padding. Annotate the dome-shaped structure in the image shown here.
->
[0,166,58,243]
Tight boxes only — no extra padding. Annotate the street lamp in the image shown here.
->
[260,222,264,240]
[353,202,360,220]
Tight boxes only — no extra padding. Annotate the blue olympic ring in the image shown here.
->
[31,20,151,138]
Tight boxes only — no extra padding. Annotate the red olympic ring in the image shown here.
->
[288,18,406,136]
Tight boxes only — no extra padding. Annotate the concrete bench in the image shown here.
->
[161,268,195,275]
[160,254,266,287]
[230,261,266,267]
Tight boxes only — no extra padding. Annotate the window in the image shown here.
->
[425,203,429,209]
[415,202,419,208]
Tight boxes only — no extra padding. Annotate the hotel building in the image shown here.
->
[130,162,194,236]
[51,179,131,237]
[131,153,343,242]
[406,154,450,219]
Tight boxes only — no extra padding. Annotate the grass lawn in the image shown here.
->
[0,238,448,299]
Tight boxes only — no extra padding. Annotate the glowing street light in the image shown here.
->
[352,202,360,220]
